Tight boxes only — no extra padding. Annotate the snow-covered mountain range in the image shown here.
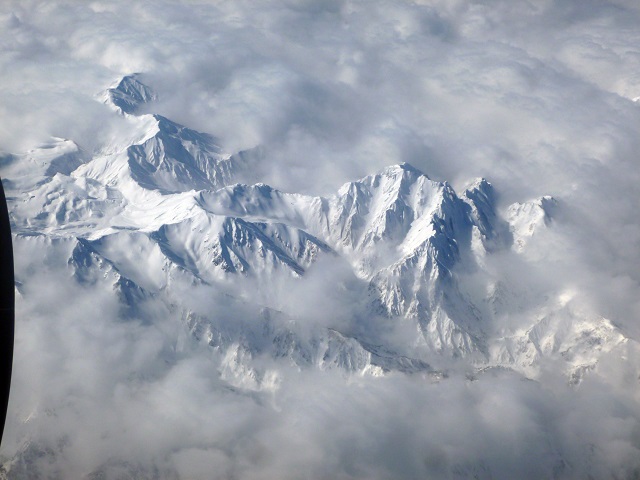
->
[2,75,630,383]
[0,75,636,479]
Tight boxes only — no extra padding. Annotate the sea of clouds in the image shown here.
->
[1,0,640,478]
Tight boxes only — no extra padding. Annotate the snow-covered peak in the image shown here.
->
[462,178,511,254]
[327,163,448,253]
[76,114,238,195]
[508,196,557,252]
[103,74,157,115]
[125,115,234,193]
[338,162,427,201]
[387,162,429,179]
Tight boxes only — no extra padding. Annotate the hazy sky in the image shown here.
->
[1,1,640,478]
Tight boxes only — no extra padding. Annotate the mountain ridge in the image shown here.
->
[1,74,631,385]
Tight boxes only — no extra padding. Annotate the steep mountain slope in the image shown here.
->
[101,74,157,115]
[75,114,238,195]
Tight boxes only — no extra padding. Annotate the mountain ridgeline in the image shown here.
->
[2,75,629,389]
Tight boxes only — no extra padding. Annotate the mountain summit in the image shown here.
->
[103,74,157,114]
